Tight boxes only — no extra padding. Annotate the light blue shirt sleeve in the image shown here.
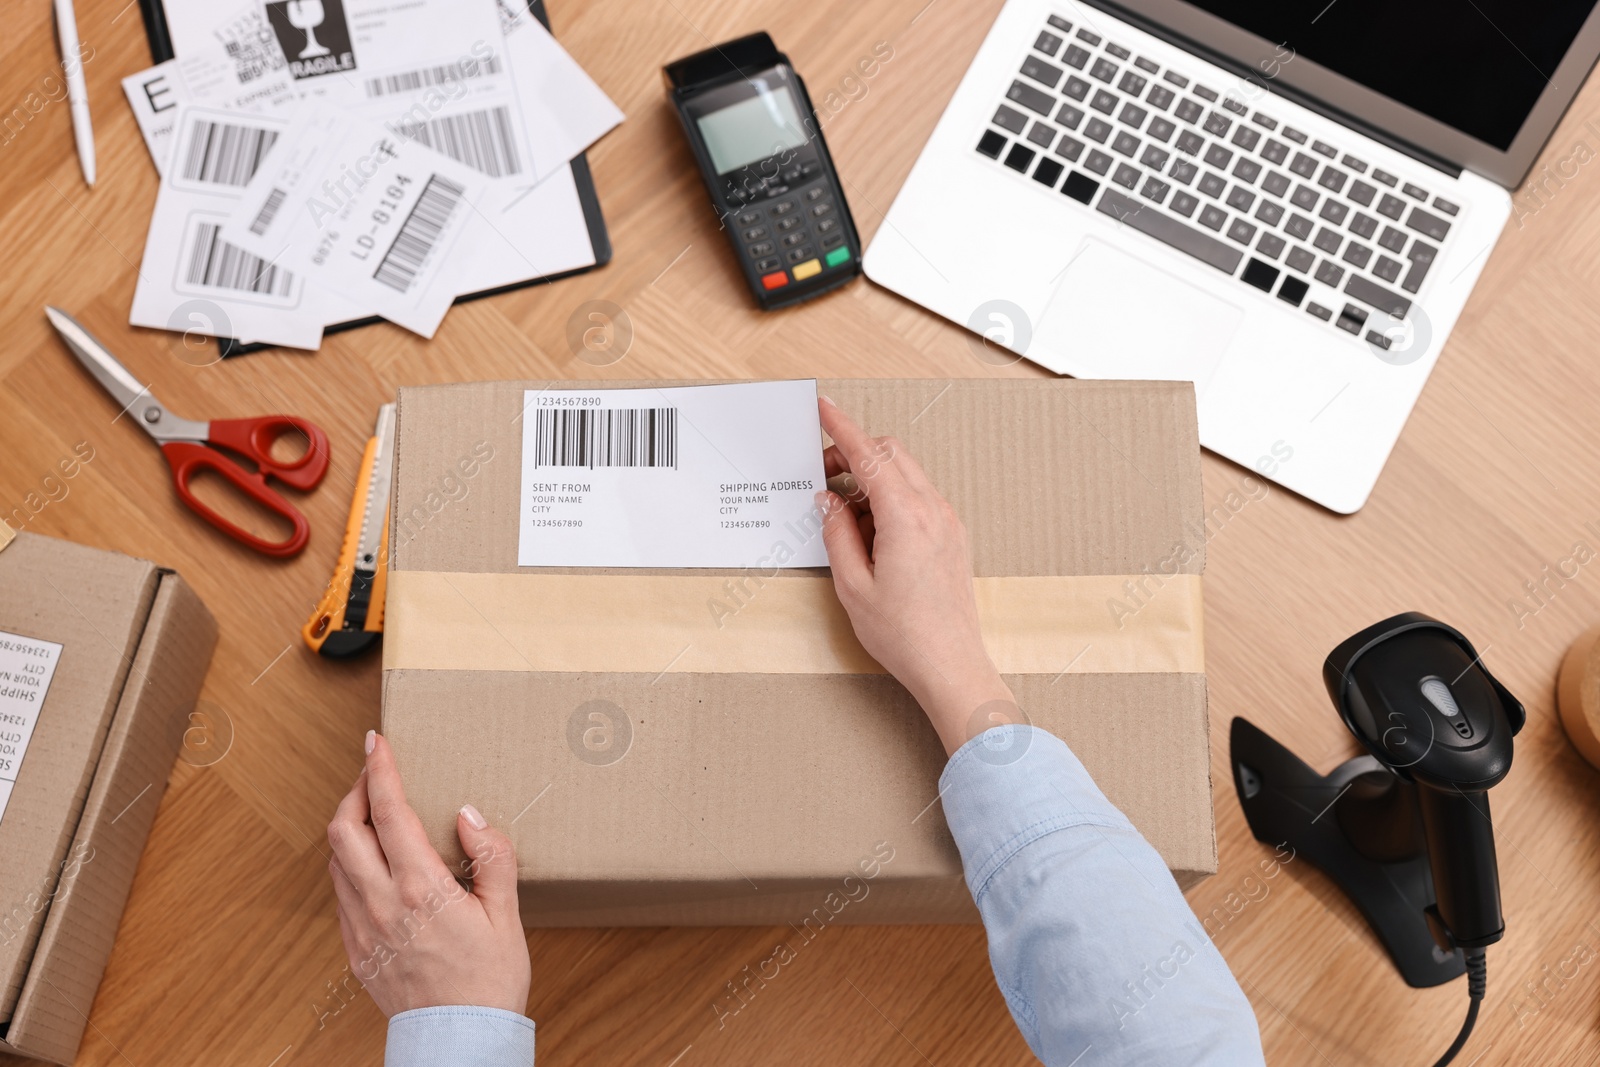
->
[385,1006,535,1067]
[939,724,1265,1066]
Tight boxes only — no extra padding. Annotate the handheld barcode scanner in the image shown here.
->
[1232,613,1523,1066]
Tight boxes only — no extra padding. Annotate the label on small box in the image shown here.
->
[0,630,64,824]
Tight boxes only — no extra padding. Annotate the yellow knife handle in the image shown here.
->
[302,432,379,655]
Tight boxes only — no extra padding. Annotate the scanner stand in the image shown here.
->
[1231,717,1465,988]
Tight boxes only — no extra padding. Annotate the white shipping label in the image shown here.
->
[0,631,64,825]
[517,381,830,568]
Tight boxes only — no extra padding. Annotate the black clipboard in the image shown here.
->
[138,0,612,357]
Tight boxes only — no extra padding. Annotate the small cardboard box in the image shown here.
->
[383,379,1212,925]
[0,530,217,1064]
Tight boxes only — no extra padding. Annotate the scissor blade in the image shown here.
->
[45,307,151,413]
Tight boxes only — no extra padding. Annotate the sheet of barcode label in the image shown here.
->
[212,104,489,337]
[531,407,679,469]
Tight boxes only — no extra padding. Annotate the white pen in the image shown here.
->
[54,0,94,186]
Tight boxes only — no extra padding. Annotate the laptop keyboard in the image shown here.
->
[977,14,1461,348]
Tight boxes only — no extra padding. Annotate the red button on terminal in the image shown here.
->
[761,270,788,290]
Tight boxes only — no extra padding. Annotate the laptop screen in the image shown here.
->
[1182,0,1598,150]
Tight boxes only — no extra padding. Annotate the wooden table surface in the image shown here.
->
[5,0,1600,1064]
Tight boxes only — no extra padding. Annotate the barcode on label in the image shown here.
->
[394,107,522,178]
[185,222,293,296]
[531,408,680,469]
[250,187,288,236]
[373,174,467,293]
[365,56,503,98]
[182,120,279,186]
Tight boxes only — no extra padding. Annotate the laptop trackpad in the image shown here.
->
[1034,238,1243,396]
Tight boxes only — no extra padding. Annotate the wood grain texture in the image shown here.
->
[2,0,1599,1063]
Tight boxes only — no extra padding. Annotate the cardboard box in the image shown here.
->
[383,379,1211,925]
[0,531,217,1064]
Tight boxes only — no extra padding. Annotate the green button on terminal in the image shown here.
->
[824,245,851,268]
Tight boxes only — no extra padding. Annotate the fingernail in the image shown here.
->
[364,729,376,755]
[460,803,487,830]
[819,394,835,407]
[814,490,832,511]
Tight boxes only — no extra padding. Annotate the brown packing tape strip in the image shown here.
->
[384,572,1203,675]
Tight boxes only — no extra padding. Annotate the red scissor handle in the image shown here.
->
[206,416,331,491]
[160,442,311,558]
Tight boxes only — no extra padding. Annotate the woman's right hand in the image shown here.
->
[815,396,1020,756]
[325,732,530,1018]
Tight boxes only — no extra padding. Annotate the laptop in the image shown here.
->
[864,0,1600,512]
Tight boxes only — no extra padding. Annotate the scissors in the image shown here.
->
[46,307,331,558]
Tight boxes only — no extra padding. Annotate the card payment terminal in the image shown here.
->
[665,33,862,310]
